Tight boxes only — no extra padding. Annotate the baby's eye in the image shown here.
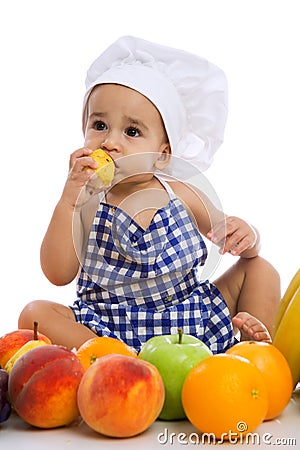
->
[125,127,140,137]
[94,121,107,131]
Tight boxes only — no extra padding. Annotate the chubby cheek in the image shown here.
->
[120,153,157,175]
[84,134,99,150]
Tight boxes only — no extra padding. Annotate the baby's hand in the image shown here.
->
[207,216,258,257]
[62,147,101,208]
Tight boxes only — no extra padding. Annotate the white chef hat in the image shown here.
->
[83,35,228,173]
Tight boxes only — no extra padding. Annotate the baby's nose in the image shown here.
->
[101,132,122,153]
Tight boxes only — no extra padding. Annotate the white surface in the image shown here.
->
[1,388,300,449]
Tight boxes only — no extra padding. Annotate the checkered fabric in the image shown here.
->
[71,179,235,354]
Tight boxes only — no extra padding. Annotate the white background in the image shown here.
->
[0,0,299,335]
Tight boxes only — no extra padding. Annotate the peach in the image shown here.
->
[8,345,84,428]
[77,354,165,437]
[0,328,51,368]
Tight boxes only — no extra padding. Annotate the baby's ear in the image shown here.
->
[155,143,171,170]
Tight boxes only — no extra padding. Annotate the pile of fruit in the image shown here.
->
[0,369,11,423]
[0,269,299,440]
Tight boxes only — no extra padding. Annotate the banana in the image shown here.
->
[4,340,48,374]
[272,269,300,338]
[273,285,300,389]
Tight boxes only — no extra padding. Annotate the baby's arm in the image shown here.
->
[171,181,259,258]
[40,147,98,285]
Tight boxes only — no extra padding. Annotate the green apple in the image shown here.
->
[138,329,212,420]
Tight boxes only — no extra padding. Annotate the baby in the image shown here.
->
[19,36,280,353]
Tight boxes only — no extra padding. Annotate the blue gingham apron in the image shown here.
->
[71,178,235,354]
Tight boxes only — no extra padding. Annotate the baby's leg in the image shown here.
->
[214,256,280,338]
[18,300,96,349]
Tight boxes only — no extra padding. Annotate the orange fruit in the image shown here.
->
[226,341,293,420]
[76,336,137,370]
[181,354,268,439]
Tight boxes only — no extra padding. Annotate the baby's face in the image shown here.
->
[84,84,170,183]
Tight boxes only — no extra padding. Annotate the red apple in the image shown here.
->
[8,345,84,428]
[77,354,165,437]
[0,328,51,368]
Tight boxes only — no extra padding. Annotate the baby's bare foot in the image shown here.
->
[232,312,272,343]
